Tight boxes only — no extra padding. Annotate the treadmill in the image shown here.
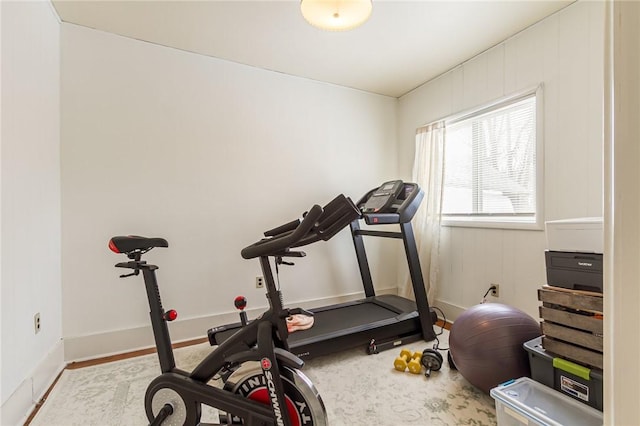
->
[208,180,437,359]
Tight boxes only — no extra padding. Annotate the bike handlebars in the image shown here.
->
[240,204,324,259]
[263,218,301,238]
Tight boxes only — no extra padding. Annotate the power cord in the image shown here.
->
[430,306,449,351]
[481,285,497,304]
[419,305,449,377]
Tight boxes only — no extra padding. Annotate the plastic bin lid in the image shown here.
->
[490,377,603,426]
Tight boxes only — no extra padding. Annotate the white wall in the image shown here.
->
[60,24,399,360]
[1,1,64,424]
[397,1,604,321]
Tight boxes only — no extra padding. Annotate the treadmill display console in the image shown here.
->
[358,180,424,225]
[361,180,404,213]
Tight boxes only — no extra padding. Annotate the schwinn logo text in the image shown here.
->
[237,371,313,425]
[260,358,284,426]
[264,369,284,425]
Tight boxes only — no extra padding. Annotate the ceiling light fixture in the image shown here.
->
[301,0,373,31]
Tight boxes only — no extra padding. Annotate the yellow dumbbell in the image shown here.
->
[393,349,421,372]
[407,353,424,374]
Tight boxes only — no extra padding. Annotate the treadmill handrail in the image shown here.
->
[241,204,323,259]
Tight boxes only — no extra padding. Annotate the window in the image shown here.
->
[442,88,542,229]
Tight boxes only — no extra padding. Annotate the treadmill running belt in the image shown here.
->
[289,302,398,341]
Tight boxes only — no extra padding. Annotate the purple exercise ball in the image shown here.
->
[449,303,541,393]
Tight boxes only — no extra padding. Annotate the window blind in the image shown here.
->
[442,95,537,217]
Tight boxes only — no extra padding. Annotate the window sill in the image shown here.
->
[441,216,544,231]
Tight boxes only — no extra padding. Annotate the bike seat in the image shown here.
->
[109,236,168,254]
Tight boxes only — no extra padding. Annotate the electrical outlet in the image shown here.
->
[255,276,264,289]
[34,312,41,334]
[490,284,500,298]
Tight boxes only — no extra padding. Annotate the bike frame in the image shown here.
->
[130,255,299,426]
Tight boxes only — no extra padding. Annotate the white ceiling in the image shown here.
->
[52,0,574,98]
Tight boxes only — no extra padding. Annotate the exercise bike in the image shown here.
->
[108,203,330,426]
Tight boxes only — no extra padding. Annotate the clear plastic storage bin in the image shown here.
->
[490,377,603,426]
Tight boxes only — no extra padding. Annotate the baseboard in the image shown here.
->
[1,340,65,426]
[64,289,397,362]
[431,298,467,323]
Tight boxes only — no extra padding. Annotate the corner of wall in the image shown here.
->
[1,340,65,426]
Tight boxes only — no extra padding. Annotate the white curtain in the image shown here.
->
[399,122,446,304]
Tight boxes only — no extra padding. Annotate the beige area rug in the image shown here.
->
[31,330,496,425]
